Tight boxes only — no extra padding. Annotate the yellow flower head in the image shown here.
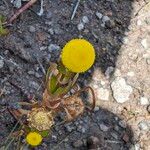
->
[61,39,95,73]
[26,132,42,146]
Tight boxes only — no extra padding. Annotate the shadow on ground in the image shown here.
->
[0,0,135,149]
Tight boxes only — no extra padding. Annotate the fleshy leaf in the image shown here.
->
[49,75,58,94]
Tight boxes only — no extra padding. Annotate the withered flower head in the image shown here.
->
[27,107,54,131]
[63,96,85,120]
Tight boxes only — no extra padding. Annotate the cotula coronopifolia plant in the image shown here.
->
[5,39,96,148]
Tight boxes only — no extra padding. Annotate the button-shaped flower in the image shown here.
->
[26,132,42,146]
[61,39,95,73]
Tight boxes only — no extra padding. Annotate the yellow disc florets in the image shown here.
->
[26,132,42,146]
[27,108,54,131]
[61,39,95,73]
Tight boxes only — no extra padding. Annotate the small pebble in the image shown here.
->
[118,120,127,128]
[73,139,83,148]
[140,97,149,105]
[96,12,103,19]
[82,16,89,24]
[29,26,36,33]
[99,123,109,132]
[138,121,149,131]
[0,59,4,69]
[102,16,110,23]
[77,22,84,31]
[146,58,150,65]
[94,106,99,112]
[141,39,148,49]
[48,44,60,52]
[87,136,100,149]
[137,20,142,26]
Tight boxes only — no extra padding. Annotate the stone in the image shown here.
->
[122,37,129,44]
[137,20,142,26]
[87,136,100,149]
[111,77,133,103]
[138,121,149,131]
[73,139,83,148]
[102,16,110,23]
[111,132,119,140]
[0,59,4,69]
[105,66,114,78]
[99,123,109,132]
[146,58,150,65]
[48,44,60,52]
[96,12,103,19]
[140,97,149,105]
[46,11,52,19]
[77,22,84,31]
[122,133,129,142]
[96,88,109,101]
[29,81,39,89]
[29,26,36,33]
[82,16,89,24]
[48,28,54,35]
[13,0,22,8]
[94,106,99,112]
[118,120,127,128]
[141,39,148,49]
[134,144,140,150]
[127,71,135,77]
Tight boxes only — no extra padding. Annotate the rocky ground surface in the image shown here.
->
[0,0,150,150]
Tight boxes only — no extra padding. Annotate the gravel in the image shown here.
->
[99,123,109,132]
[48,44,60,52]
[141,39,148,49]
[77,22,84,31]
[111,77,133,103]
[118,120,127,128]
[96,88,110,101]
[0,58,4,69]
[138,121,149,131]
[140,97,149,105]
[96,12,103,19]
[29,26,36,33]
[82,16,89,24]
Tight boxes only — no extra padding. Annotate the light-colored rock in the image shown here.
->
[77,22,84,31]
[48,44,60,52]
[29,26,36,33]
[82,16,89,24]
[111,77,133,103]
[140,97,149,105]
[114,69,121,76]
[137,20,142,26]
[127,71,135,77]
[141,39,148,49]
[99,124,109,132]
[138,121,149,131]
[96,12,103,19]
[105,66,114,78]
[118,120,127,128]
[0,59,4,69]
[102,16,110,23]
[96,88,109,101]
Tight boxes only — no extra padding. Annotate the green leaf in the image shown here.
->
[57,62,67,74]
[48,75,58,94]
[40,130,49,137]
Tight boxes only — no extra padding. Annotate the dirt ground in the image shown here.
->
[0,0,150,150]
